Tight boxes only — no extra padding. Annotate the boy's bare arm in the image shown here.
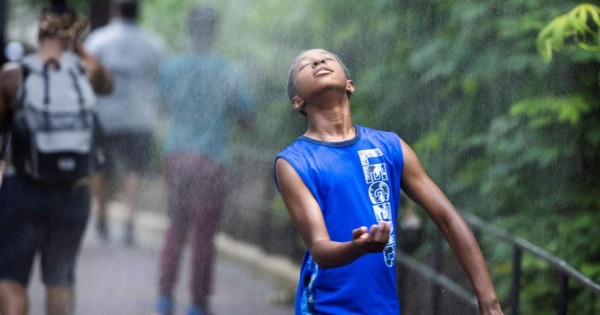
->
[399,139,503,315]
[275,157,390,268]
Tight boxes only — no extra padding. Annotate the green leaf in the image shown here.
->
[537,3,600,62]
[509,96,590,126]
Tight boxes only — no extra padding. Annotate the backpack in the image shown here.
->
[11,51,97,184]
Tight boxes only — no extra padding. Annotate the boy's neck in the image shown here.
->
[304,97,355,142]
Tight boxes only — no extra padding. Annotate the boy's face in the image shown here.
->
[292,49,354,106]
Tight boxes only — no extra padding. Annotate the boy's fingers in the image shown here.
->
[373,222,390,242]
[366,224,379,241]
[381,221,391,235]
[352,226,367,240]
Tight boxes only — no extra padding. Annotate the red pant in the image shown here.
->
[158,154,229,304]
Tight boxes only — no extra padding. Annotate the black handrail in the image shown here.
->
[463,213,600,297]
[396,212,600,315]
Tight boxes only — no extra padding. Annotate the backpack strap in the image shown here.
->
[16,63,30,105]
[68,68,85,106]
[67,68,90,128]
[42,60,52,106]
[41,59,57,131]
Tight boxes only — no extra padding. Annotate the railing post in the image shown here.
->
[432,231,443,315]
[557,273,568,315]
[510,247,522,315]
[261,207,273,253]
[473,228,482,243]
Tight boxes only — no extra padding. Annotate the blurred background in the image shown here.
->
[2,0,599,314]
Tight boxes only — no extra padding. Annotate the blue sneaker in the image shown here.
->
[152,296,172,315]
[186,305,211,315]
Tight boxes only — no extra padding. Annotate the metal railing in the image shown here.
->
[396,212,600,315]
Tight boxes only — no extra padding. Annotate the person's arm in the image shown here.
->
[0,67,20,131]
[275,157,391,268]
[400,139,503,315]
[0,67,20,173]
[74,41,113,95]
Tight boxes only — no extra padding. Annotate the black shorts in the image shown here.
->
[0,175,90,287]
[94,132,156,176]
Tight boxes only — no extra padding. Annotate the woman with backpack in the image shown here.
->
[0,1,112,314]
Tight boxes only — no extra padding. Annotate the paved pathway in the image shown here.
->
[27,217,295,315]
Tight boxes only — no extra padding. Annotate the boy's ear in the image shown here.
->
[346,80,355,96]
[291,96,305,113]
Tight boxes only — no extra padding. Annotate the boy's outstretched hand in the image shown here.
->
[351,222,391,253]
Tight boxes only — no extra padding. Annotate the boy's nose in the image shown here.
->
[312,58,326,68]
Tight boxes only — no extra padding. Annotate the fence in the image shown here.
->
[396,212,600,315]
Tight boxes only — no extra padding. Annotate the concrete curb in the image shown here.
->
[104,202,300,294]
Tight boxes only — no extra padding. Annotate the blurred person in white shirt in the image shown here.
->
[84,0,167,246]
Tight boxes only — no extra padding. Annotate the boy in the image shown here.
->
[274,49,504,314]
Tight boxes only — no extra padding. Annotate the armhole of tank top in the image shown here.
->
[274,155,311,197]
[273,156,284,192]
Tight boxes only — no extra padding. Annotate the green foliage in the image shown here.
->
[510,96,591,127]
[537,3,600,62]
[557,212,600,279]
[395,1,600,312]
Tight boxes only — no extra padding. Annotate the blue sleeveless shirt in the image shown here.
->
[275,125,404,315]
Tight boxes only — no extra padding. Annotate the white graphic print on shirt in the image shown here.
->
[357,148,395,267]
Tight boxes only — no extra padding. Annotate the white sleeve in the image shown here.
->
[83,32,103,57]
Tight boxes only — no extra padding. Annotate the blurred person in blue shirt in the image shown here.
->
[152,5,254,315]
[84,0,167,245]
